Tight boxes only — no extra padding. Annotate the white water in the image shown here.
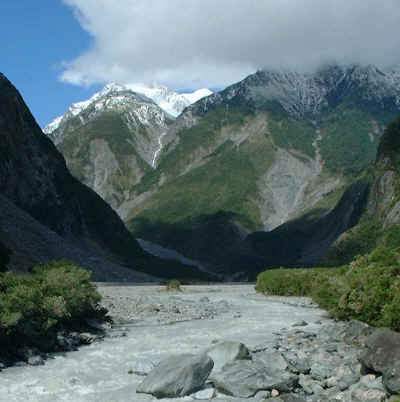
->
[0,285,327,402]
[151,132,167,168]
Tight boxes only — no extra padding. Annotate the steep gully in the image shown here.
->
[152,132,167,168]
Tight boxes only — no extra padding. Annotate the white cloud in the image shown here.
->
[61,0,400,90]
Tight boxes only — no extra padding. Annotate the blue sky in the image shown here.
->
[1,1,101,127]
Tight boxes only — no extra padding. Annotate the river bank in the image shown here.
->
[0,284,394,401]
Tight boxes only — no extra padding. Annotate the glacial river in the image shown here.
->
[0,285,327,402]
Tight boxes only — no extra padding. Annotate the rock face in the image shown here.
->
[136,354,213,398]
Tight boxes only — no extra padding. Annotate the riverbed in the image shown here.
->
[0,285,329,402]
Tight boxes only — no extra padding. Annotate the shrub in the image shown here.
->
[256,248,400,331]
[165,279,182,292]
[0,260,103,349]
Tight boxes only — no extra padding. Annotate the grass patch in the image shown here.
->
[256,246,400,331]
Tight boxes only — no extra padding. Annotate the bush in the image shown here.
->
[256,248,400,331]
[0,260,102,349]
[165,279,182,292]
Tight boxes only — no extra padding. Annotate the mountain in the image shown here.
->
[47,64,400,276]
[44,84,212,214]
[320,114,400,267]
[0,73,209,281]
[44,83,212,134]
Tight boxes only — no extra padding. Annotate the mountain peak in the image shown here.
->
[43,83,213,134]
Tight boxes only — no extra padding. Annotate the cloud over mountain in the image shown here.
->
[61,0,400,90]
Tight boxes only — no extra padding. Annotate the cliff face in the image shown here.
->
[0,73,147,264]
[367,116,400,226]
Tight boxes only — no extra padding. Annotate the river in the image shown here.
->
[0,285,328,402]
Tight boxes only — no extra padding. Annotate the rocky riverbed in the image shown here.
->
[0,284,398,401]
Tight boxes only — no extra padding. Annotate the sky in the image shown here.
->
[2,0,400,128]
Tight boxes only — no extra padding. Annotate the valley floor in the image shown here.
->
[0,285,361,401]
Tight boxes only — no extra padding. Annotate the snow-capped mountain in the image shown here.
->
[127,84,212,117]
[43,83,212,134]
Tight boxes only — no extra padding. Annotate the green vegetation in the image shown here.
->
[256,246,400,331]
[318,104,395,177]
[268,118,316,158]
[165,279,182,292]
[0,261,104,353]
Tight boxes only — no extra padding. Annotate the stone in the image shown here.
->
[28,355,44,366]
[351,385,387,402]
[136,354,213,398]
[298,373,324,395]
[254,351,288,373]
[271,389,280,397]
[211,359,297,398]
[206,340,250,372]
[383,360,400,395]
[360,328,400,374]
[292,320,308,327]
[132,358,155,376]
[283,351,311,374]
[255,390,271,400]
[192,386,216,400]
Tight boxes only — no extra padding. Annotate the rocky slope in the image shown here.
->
[126,65,400,272]
[0,73,208,280]
[47,64,400,276]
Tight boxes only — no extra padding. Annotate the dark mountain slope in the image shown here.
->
[0,73,209,280]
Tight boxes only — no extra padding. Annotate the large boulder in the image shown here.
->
[136,353,213,398]
[211,359,297,398]
[360,328,400,374]
[205,340,250,372]
[383,360,400,395]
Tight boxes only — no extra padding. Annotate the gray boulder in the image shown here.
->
[254,351,288,373]
[136,353,213,398]
[206,340,250,372]
[211,359,297,398]
[360,328,400,374]
[383,360,400,395]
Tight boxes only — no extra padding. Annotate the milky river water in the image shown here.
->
[0,285,328,402]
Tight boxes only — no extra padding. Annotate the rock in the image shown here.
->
[192,386,215,400]
[360,328,400,374]
[351,385,387,402]
[206,340,250,372]
[79,332,98,344]
[211,359,297,398]
[136,353,213,398]
[255,390,271,400]
[292,320,308,327]
[337,373,361,391]
[383,360,400,395]
[132,358,155,376]
[283,351,311,374]
[298,373,324,395]
[310,362,336,381]
[271,389,280,397]
[28,355,44,366]
[254,351,287,372]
